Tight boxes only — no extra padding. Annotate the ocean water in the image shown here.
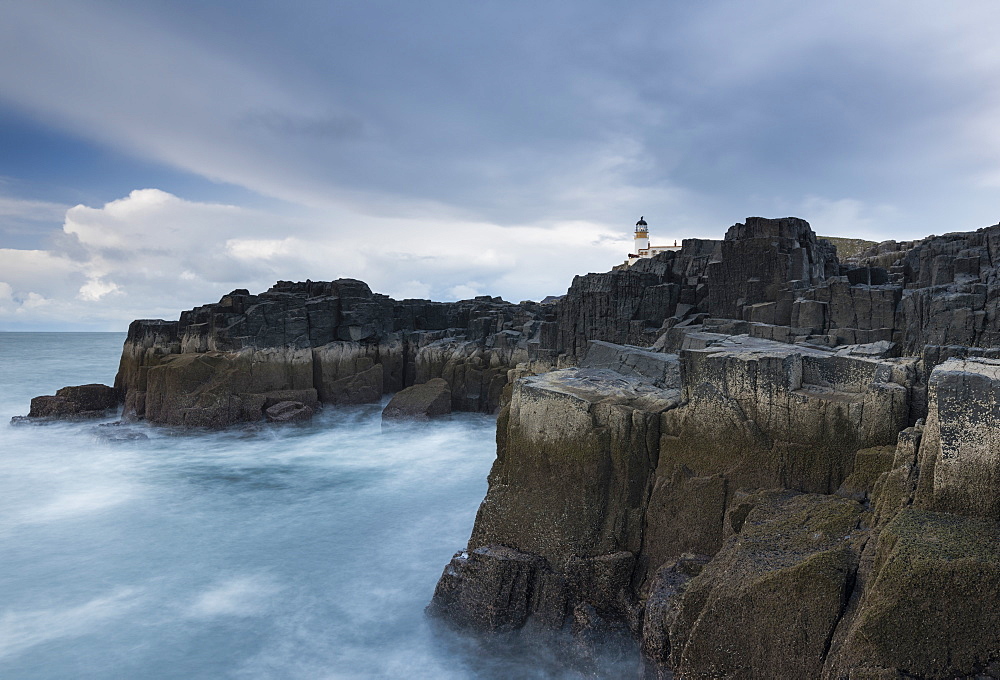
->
[0,332,620,679]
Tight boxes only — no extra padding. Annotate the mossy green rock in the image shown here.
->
[826,508,1000,678]
[470,368,678,568]
[668,491,866,678]
[836,445,897,502]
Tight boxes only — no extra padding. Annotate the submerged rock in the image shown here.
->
[92,421,150,442]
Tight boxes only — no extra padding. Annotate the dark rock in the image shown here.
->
[824,509,1000,678]
[264,400,314,423]
[381,378,451,420]
[28,384,120,419]
[112,278,556,425]
[427,545,554,633]
[640,554,710,678]
[667,492,865,679]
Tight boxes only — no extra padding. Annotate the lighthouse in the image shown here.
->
[634,216,649,254]
[625,216,682,265]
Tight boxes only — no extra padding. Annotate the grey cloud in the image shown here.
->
[237,109,364,140]
[2,0,1000,271]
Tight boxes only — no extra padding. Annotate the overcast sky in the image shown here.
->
[3,1,1000,330]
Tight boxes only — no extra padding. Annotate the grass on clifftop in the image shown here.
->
[819,236,878,260]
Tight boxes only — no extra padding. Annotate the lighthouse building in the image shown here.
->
[627,217,680,265]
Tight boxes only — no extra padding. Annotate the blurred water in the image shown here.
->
[0,333,638,679]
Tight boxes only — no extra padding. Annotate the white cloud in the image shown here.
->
[226,238,297,261]
[447,283,482,300]
[0,188,633,329]
[78,278,120,302]
[390,280,432,300]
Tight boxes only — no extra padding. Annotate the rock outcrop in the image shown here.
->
[25,384,120,420]
[264,400,315,423]
[428,217,1000,678]
[110,280,562,427]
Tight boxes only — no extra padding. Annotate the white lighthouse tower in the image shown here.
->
[634,216,649,254]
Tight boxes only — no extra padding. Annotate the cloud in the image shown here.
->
[791,196,899,241]
[78,278,120,302]
[0,196,69,222]
[0,188,633,329]
[447,283,482,300]
[4,2,1000,329]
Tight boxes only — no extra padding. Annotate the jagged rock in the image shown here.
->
[142,349,312,427]
[835,445,896,502]
[264,400,314,423]
[824,509,1000,679]
[469,346,680,571]
[640,554,710,679]
[413,339,519,413]
[112,279,558,425]
[705,217,837,320]
[50,213,1000,677]
[427,545,557,633]
[28,384,120,419]
[381,378,452,420]
[579,340,679,387]
[556,268,678,361]
[638,337,912,579]
[312,341,383,404]
[668,491,866,679]
[564,551,638,627]
[260,388,318,409]
[914,357,1000,518]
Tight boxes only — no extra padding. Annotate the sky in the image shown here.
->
[3,1,1000,330]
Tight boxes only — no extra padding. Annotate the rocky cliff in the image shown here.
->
[112,279,563,426]
[26,215,1000,677]
[428,217,1000,679]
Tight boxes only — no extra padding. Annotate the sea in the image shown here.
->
[0,332,626,680]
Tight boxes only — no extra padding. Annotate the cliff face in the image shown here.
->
[50,214,1000,677]
[113,279,562,426]
[426,217,1000,679]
